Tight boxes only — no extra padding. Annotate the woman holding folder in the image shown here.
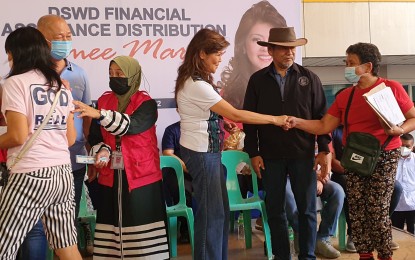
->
[286,42,415,260]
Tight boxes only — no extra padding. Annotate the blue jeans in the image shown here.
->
[17,220,47,260]
[180,146,229,260]
[261,158,317,260]
[286,179,345,241]
[18,167,85,258]
[390,180,403,215]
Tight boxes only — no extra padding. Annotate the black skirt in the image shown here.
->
[93,170,169,259]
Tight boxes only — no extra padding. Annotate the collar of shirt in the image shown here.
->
[272,65,292,98]
[65,59,73,72]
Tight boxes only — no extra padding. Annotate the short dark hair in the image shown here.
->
[346,42,381,76]
[400,133,414,142]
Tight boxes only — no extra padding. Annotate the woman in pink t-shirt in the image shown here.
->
[0,26,80,260]
[288,43,415,260]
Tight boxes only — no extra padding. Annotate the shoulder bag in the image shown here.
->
[340,87,392,177]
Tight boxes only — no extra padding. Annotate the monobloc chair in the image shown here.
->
[160,155,194,258]
[77,183,97,251]
[337,209,347,251]
[221,150,273,259]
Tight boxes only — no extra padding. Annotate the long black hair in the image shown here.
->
[5,26,62,89]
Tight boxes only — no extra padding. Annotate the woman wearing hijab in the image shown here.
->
[73,56,169,259]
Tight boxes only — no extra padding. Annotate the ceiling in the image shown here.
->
[303,55,415,67]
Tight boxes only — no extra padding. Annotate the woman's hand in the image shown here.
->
[273,115,289,127]
[94,149,110,169]
[379,118,404,136]
[224,121,238,133]
[72,100,101,119]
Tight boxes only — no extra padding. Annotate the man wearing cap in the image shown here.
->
[243,27,331,259]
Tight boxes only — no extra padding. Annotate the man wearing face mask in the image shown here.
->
[391,133,415,234]
[17,15,92,259]
[287,42,415,260]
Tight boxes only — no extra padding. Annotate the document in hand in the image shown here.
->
[362,82,405,129]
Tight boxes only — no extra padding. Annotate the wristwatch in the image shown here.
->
[99,109,108,121]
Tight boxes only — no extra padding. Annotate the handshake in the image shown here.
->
[273,115,299,130]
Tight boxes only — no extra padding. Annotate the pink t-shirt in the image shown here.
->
[328,77,413,150]
[2,70,74,173]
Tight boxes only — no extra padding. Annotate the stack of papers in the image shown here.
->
[362,82,405,129]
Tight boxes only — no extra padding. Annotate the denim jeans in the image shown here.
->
[18,167,85,258]
[261,158,317,260]
[286,179,345,241]
[389,180,403,215]
[180,146,229,260]
[17,220,47,260]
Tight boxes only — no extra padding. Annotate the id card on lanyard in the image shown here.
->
[111,140,124,170]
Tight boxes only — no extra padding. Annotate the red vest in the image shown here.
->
[97,91,161,191]
[0,149,6,163]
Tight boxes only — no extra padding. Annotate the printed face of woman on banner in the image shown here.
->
[220,0,287,109]
[244,22,273,72]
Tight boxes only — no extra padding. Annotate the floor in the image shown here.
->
[80,223,415,259]
[172,225,415,260]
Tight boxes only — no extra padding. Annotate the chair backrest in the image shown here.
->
[160,155,187,207]
[221,150,259,205]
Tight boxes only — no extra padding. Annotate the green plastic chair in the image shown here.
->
[221,150,273,259]
[160,155,194,258]
[77,183,96,251]
[337,209,347,251]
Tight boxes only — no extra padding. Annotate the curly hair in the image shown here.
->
[346,42,382,77]
[175,28,229,101]
[220,0,287,109]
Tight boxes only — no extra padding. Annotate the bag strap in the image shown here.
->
[344,87,355,137]
[8,89,62,170]
[381,136,393,150]
[344,87,392,150]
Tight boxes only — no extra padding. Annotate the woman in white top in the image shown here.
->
[0,26,80,260]
[174,28,287,260]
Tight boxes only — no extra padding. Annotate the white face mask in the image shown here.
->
[400,146,412,157]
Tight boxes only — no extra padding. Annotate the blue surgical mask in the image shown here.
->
[50,40,72,60]
[344,66,360,84]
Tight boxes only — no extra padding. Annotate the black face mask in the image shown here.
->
[109,77,129,95]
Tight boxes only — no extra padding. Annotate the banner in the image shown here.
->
[0,0,301,148]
